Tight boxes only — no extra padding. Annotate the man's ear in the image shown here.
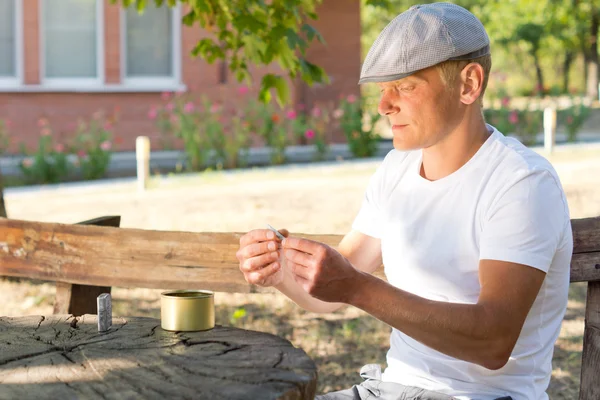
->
[459,63,484,105]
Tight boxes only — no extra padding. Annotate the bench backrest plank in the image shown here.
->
[1,217,599,291]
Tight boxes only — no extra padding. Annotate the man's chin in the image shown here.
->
[392,137,421,152]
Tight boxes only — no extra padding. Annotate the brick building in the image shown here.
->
[0,0,361,153]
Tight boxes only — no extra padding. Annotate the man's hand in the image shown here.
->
[237,228,289,287]
[282,236,362,303]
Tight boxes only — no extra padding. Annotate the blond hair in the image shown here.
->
[436,55,492,106]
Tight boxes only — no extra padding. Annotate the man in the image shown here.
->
[236,3,572,399]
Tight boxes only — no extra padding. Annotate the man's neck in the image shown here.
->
[420,117,490,181]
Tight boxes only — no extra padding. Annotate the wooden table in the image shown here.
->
[0,315,317,400]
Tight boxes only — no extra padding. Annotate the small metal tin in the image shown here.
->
[160,290,215,332]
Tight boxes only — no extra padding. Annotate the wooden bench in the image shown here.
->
[0,216,599,399]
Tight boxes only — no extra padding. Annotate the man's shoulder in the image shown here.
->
[487,129,560,186]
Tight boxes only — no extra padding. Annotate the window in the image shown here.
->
[0,0,21,86]
[123,3,180,86]
[41,0,102,85]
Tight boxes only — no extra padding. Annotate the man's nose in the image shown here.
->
[378,94,399,116]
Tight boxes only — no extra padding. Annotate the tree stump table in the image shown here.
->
[0,315,317,400]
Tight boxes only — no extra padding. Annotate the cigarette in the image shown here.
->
[266,224,285,241]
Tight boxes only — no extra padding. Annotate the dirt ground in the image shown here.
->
[2,144,599,398]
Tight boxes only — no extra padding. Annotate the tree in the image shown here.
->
[513,23,546,94]
[585,5,600,99]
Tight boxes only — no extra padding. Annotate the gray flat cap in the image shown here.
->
[359,2,490,84]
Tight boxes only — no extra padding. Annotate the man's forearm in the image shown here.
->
[275,261,343,314]
[346,271,511,370]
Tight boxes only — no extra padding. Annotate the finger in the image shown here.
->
[284,248,316,269]
[288,260,311,281]
[241,252,280,273]
[240,229,276,248]
[246,261,281,286]
[240,241,278,260]
[278,229,290,238]
[282,236,325,256]
[291,270,311,292]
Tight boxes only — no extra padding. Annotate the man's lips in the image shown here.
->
[392,124,408,130]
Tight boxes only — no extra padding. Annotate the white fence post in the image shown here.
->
[543,107,557,153]
[136,136,150,192]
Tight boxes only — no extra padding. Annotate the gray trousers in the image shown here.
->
[315,364,513,400]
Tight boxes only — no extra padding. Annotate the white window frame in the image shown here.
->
[39,0,104,88]
[120,3,182,88]
[0,0,23,88]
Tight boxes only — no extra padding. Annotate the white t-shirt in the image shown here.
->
[351,125,572,400]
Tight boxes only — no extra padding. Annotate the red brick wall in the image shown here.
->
[23,0,40,84]
[104,1,120,84]
[0,0,361,153]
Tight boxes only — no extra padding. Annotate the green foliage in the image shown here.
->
[338,95,381,158]
[70,112,117,180]
[15,114,118,185]
[559,97,592,142]
[483,96,544,146]
[230,307,247,325]
[19,120,71,184]
[114,0,329,106]
[0,120,10,155]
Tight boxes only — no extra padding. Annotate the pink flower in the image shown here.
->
[238,86,249,95]
[184,102,195,114]
[501,97,510,107]
[22,158,33,168]
[148,107,158,120]
[567,116,574,124]
[37,118,48,127]
[509,110,519,124]
[333,109,344,119]
[54,143,65,153]
[209,103,221,114]
[305,129,315,139]
[100,141,112,151]
[347,94,358,104]
[103,121,113,131]
[161,92,172,101]
[41,128,51,137]
[166,103,175,112]
[77,150,87,158]
[311,107,322,118]
[4,119,11,128]
[286,110,297,120]
[297,103,306,111]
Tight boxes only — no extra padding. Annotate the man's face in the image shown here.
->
[377,66,462,151]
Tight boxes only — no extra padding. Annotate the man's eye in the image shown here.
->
[400,86,415,92]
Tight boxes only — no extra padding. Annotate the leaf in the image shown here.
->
[259,74,279,104]
[136,0,146,13]
[302,24,325,44]
[273,76,291,107]
[182,10,197,27]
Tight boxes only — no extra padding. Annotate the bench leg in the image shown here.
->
[54,282,112,316]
